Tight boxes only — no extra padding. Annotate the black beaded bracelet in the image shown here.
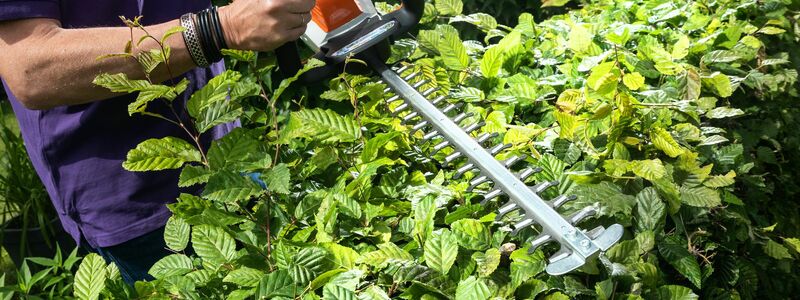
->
[197,10,221,62]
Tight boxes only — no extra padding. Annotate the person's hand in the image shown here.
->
[219,0,316,52]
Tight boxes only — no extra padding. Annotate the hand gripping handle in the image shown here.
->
[275,0,425,81]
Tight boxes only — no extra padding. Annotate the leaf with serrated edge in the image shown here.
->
[192,225,237,270]
[164,216,190,251]
[424,229,459,274]
[73,253,107,300]
[123,137,201,171]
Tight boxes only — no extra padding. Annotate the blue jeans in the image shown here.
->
[82,226,172,286]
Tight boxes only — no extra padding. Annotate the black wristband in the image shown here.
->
[211,6,228,50]
[197,9,221,62]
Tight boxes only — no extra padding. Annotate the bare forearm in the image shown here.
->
[0,19,195,109]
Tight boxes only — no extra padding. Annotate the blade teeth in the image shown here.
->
[444,151,463,165]
[467,176,490,192]
[422,87,440,97]
[431,96,446,106]
[586,226,605,239]
[392,103,409,115]
[422,130,440,141]
[476,132,498,145]
[412,121,429,132]
[395,65,411,74]
[550,194,577,209]
[386,95,402,104]
[548,249,572,264]
[441,103,464,114]
[568,206,598,225]
[511,218,534,235]
[503,155,526,168]
[454,163,475,179]
[412,79,430,89]
[402,71,421,81]
[430,141,450,156]
[479,189,504,205]
[489,143,512,155]
[495,202,518,220]
[463,121,486,134]
[383,87,392,93]
[528,234,554,254]
[518,167,543,181]
[401,112,419,124]
[531,180,560,194]
[452,112,474,124]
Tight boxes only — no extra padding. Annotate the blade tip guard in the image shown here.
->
[544,223,625,276]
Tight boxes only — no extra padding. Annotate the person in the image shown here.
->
[0,0,316,285]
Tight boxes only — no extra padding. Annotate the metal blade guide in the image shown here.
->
[373,61,624,275]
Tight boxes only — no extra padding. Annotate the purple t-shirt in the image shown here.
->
[0,0,234,248]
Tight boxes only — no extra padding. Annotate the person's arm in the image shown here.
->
[0,0,315,110]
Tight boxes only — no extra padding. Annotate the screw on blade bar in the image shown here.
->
[377,61,624,275]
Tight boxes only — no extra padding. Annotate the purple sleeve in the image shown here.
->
[0,1,60,21]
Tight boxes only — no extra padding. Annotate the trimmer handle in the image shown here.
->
[275,0,425,82]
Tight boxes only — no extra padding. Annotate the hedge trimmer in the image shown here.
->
[276,0,624,275]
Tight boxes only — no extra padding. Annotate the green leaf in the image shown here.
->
[320,243,361,269]
[703,171,736,188]
[595,279,614,300]
[623,72,645,90]
[455,276,491,300]
[702,72,733,98]
[73,253,107,300]
[542,0,571,7]
[635,187,666,234]
[651,128,686,158]
[289,247,329,286]
[764,239,793,260]
[510,249,545,289]
[148,254,193,279]
[256,270,296,299]
[223,267,265,287]
[324,284,356,300]
[263,163,291,194]
[206,128,261,171]
[481,46,505,78]
[701,50,741,64]
[631,159,666,181]
[435,0,463,16]
[757,26,786,35]
[784,238,800,254]
[289,109,361,144]
[164,216,190,251]
[414,196,437,244]
[123,137,202,171]
[653,285,699,300]
[178,165,212,187]
[361,132,401,163]
[192,224,237,270]
[358,243,414,268]
[680,185,721,207]
[706,107,744,119]
[423,229,459,274]
[438,28,470,70]
[475,248,501,277]
[659,235,702,288]
[202,171,264,203]
[568,23,593,53]
[451,219,492,250]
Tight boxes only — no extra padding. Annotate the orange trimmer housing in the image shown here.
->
[310,0,363,33]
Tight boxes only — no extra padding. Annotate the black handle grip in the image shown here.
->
[275,41,303,78]
[392,0,425,35]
